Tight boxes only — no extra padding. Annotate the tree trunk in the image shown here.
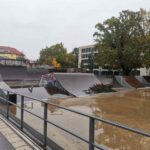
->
[121,65,132,75]
[122,68,132,76]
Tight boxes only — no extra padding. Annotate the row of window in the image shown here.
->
[81,64,99,69]
[0,59,27,66]
[82,53,91,58]
[81,53,97,59]
[81,48,94,53]
[81,59,99,68]
[82,59,89,63]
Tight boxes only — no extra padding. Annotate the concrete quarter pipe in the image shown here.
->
[40,73,101,97]
[0,75,12,92]
[55,73,101,96]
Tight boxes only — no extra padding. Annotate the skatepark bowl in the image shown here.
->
[0,87,150,150]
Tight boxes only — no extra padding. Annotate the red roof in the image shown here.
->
[0,46,24,56]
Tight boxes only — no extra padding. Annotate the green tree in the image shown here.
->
[65,52,76,68]
[94,9,150,75]
[143,35,150,68]
[87,53,95,73]
[39,43,75,68]
[72,48,79,68]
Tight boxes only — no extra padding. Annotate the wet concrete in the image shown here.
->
[6,88,150,150]
[13,87,71,101]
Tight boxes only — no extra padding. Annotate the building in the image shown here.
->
[0,46,24,59]
[140,67,150,76]
[74,45,98,71]
[0,46,27,66]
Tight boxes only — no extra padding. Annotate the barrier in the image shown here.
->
[0,88,149,150]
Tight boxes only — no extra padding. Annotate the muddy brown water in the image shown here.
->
[4,88,150,150]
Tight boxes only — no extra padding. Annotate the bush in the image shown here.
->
[86,84,115,94]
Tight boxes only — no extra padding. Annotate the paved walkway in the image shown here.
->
[0,115,37,150]
[0,132,14,149]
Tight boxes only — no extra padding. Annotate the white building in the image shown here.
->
[77,44,98,69]
[140,67,150,76]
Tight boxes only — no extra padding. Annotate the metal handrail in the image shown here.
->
[0,88,149,150]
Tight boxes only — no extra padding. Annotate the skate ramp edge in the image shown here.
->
[0,74,13,92]
[114,76,133,88]
[135,76,150,87]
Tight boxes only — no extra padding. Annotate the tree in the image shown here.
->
[140,9,150,69]
[143,35,150,68]
[94,9,150,75]
[65,52,76,68]
[39,43,76,68]
[51,58,61,68]
[87,53,95,73]
[72,48,79,68]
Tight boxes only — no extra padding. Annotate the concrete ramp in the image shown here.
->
[96,75,123,88]
[40,73,101,97]
[0,75,13,99]
[143,76,150,83]
[124,76,145,88]
[0,82,12,91]
[13,87,70,101]
[54,73,101,97]
[0,66,27,80]
[96,75,113,85]
[0,66,49,81]
[135,76,150,87]
[0,75,12,92]
[115,76,133,88]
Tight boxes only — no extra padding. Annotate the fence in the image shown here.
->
[0,88,149,150]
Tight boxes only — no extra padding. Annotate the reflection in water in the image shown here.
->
[95,123,150,150]
[41,99,62,113]
[10,105,17,115]
[3,88,150,150]
[90,89,150,150]
[9,102,34,116]
[24,102,34,109]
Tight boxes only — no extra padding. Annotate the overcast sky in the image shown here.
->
[0,0,149,60]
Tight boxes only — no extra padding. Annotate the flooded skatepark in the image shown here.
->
[0,67,149,150]
[2,87,150,150]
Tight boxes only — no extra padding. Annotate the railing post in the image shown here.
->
[43,103,48,149]
[89,117,95,150]
[6,91,9,119]
[20,96,24,130]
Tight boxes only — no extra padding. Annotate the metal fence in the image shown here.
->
[0,88,150,150]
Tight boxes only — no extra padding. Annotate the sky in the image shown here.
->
[0,0,149,60]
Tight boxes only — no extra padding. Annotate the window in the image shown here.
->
[82,49,85,53]
[82,54,86,58]
[82,59,88,63]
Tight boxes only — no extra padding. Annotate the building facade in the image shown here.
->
[75,45,98,71]
[140,67,150,76]
[0,46,27,66]
[0,46,24,59]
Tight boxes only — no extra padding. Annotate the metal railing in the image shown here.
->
[0,88,150,150]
